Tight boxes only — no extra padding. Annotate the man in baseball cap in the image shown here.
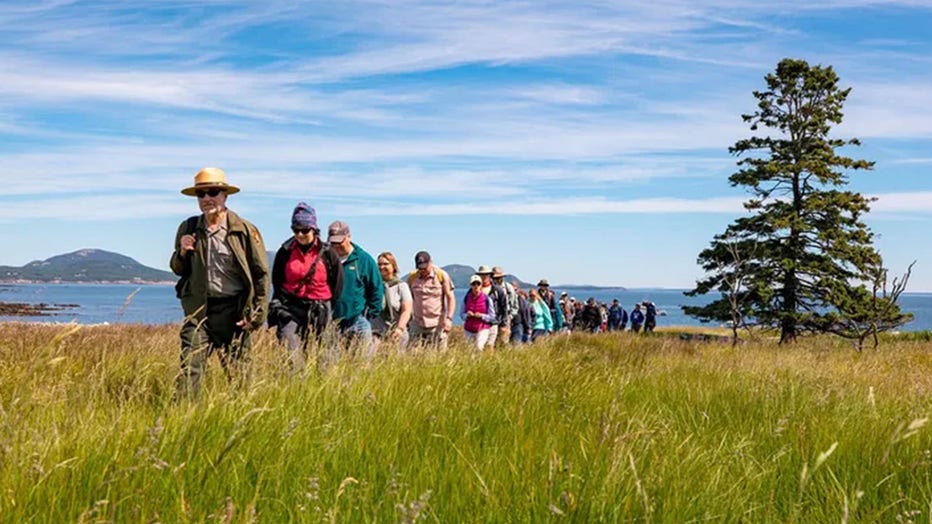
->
[406,250,455,350]
[326,220,383,363]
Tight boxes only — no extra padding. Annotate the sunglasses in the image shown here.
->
[292,227,314,235]
[195,188,224,198]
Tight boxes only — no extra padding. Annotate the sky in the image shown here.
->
[1,0,931,289]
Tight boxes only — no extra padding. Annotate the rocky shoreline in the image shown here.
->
[0,301,80,317]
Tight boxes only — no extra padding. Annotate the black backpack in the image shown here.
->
[174,216,199,299]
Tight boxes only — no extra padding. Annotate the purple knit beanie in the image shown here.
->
[291,202,318,230]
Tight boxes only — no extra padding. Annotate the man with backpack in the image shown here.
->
[407,251,456,350]
[492,266,518,346]
[170,167,269,398]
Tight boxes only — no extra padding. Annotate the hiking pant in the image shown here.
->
[465,328,492,351]
[409,324,449,351]
[177,296,249,398]
[531,329,549,342]
[497,323,511,346]
[320,315,374,368]
[277,299,332,372]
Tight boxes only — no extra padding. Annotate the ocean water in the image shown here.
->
[2,283,932,332]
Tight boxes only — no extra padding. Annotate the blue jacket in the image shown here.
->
[332,243,384,323]
[630,309,645,326]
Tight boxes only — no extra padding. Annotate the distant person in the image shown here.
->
[630,303,645,333]
[581,298,602,333]
[561,292,575,329]
[461,275,496,351]
[644,301,658,333]
[528,288,553,341]
[607,299,624,331]
[407,251,456,350]
[269,202,343,372]
[537,279,558,325]
[328,221,383,360]
[511,284,533,344]
[493,266,519,346]
[477,265,508,349]
[170,167,269,398]
[373,251,413,352]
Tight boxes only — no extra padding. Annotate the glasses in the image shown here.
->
[292,227,313,235]
[195,188,224,198]
[470,282,481,287]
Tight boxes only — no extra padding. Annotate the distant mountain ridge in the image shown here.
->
[0,249,174,283]
[0,249,626,289]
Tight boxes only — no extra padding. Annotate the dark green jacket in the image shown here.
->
[169,210,270,329]
[332,243,383,323]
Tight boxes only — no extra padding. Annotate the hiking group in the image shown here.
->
[170,168,658,397]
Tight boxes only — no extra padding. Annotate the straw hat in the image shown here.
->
[181,167,240,196]
[475,265,494,275]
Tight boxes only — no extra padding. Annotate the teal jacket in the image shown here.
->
[332,243,384,323]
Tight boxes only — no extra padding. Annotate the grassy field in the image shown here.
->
[1,324,931,523]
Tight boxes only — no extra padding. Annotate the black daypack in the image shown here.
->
[174,216,200,299]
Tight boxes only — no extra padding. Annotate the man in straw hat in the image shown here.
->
[475,265,507,350]
[170,167,270,398]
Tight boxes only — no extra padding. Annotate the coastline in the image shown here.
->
[0,280,174,286]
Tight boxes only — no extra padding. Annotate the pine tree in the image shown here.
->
[684,58,909,343]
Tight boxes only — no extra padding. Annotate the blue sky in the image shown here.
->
[1,1,931,289]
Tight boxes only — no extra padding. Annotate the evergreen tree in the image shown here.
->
[684,58,908,343]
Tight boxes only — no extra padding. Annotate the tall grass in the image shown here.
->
[1,323,931,522]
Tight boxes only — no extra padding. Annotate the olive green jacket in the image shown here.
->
[169,210,270,329]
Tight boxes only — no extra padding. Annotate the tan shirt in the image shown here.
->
[409,267,452,329]
[206,222,246,297]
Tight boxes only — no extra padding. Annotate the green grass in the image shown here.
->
[1,324,932,522]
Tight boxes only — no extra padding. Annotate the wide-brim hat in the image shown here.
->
[181,167,240,196]
[537,279,550,287]
[475,265,494,275]
[492,266,505,278]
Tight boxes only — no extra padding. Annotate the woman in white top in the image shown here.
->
[375,252,413,352]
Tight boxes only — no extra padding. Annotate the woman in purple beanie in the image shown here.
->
[269,202,344,372]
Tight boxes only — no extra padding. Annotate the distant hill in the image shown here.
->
[0,249,175,283]
[0,248,627,289]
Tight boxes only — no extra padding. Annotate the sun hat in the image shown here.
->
[181,167,240,196]
[537,279,550,287]
[476,265,493,275]
[492,266,505,278]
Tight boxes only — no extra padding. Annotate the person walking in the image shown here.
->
[476,265,508,349]
[630,303,645,333]
[528,288,554,341]
[461,275,496,351]
[644,301,658,333]
[607,299,624,331]
[511,284,533,344]
[170,167,269,398]
[492,266,518,346]
[407,251,456,350]
[327,221,383,361]
[374,251,413,352]
[269,202,343,372]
